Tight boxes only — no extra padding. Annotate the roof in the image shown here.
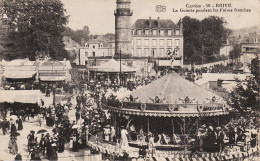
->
[124,72,222,103]
[131,19,179,30]
[1,59,35,66]
[88,59,136,72]
[40,61,64,66]
[87,39,100,44]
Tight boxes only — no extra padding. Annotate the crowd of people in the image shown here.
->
[177,63,234,82]
[0,67,258,160]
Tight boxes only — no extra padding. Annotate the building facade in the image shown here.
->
[240,42,260,73]
[114,0,133,58]
[131,17,184,68]
[78,39,114,65]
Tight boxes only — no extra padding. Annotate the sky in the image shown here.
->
[61,0,260,34]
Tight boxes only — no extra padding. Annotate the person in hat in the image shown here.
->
[216,127,224,152]
[17,116,23,131]
[50,142,58,160]
[39,134,46,154]
[27,131,35,150]
[10,123,17,137]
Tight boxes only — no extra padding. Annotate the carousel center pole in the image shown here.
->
[172,118,174,136]
[147,117,150,134]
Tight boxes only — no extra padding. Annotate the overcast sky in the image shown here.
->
[61,0,260,34]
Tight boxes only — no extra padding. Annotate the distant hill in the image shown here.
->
[232,26,259,37]
[62,36,81,61]
[63,36,81,50]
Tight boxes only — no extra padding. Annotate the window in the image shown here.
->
[175,29,180,35]
[93,45,95,49]
[160,30,164,36]
[153,30,157,35]
[132,30,135,35]
[144,39,149,47]
[168,30,172,36]
[175,39,180,47]
[152,48,157,57]
[145,30,149,35]
[137,39,142,47]
[167,39,172,47]
[159,48,164,57]
[159,39,164,47]
[144,48,149,56]
[85,52,88,57]
[137,30,142,35]
[152,39,157,47]
[93,52,95,57]
[137,48,142,56]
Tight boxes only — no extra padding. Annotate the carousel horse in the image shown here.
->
[173,133,182,144]
[154,135,162,146]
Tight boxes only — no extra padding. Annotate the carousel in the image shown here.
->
[86,72,258,161]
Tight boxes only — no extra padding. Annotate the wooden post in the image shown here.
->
[172,117,174,132]
[147,117,150,133]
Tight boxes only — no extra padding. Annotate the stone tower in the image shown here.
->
[114,0,133,58]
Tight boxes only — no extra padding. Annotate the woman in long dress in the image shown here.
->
[8,137,18,155]
[120,128,129,150]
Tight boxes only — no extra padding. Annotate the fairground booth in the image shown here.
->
[2,59,36,83]
[0,90,41,118]
[38,60,72,83]
[86,72,258,161]
[88,59,136,85]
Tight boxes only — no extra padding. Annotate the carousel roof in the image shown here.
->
[123,72,222,104]
[104,72,229,117]
[88,59,136,73]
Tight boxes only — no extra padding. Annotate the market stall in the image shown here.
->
[2,59,36,81]
[88,59,136,85]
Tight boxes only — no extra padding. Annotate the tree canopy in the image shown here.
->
[229,55,260,114]
[181,16,231,64]
[63,26,90,45]
[2,0,69,60]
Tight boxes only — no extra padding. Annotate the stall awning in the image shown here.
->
[0,90,41,104]
[39,76,66,81]
[4,71,36,79]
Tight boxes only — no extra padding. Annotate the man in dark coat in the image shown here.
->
[11,123,17,137]
[17,117,23,131]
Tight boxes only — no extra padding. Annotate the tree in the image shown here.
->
[229,55,260,114]
[3,0,69,60]
[229,43,241,60]
[181,16,231,64]
[63,26,90,45]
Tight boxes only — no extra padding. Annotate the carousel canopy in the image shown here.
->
[89,59,136,73]
[124,72,222,104]
[104,72,229,117]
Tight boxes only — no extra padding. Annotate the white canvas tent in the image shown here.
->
[0,90,41,104]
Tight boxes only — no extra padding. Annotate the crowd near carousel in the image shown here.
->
[86,72,259,161]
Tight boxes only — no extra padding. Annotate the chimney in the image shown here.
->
[149,17,152,28]
[179,18,183,35]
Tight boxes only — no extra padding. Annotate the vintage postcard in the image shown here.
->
[0,0,259,160]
